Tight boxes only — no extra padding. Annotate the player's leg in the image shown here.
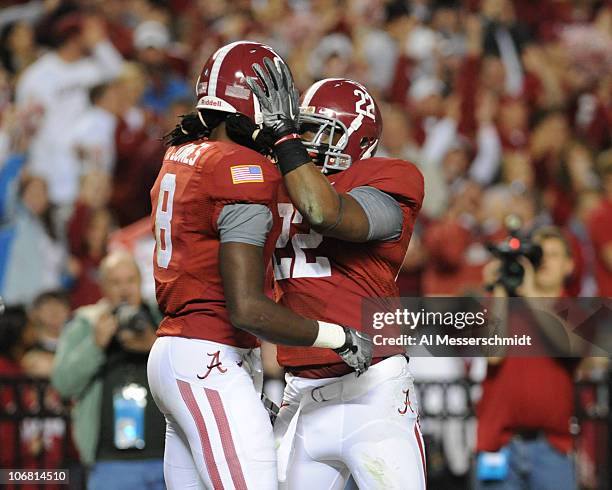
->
[275,379,349,490]
[280,440,349,490]
[169,337,276,489]
[163,412,206,489]
[148,336,277,490]
[343,417,426,490]
[341,357,427,489]
[195,374,277,489]
[148,337,208,489]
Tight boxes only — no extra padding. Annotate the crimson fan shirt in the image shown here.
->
[588,198,612,297]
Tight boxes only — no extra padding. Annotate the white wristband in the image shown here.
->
[312,321,346,349]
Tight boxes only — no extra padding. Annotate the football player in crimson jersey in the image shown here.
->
[247,67,426,487]
[146,42,372,490]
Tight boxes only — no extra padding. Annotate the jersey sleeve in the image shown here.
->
[205,144,281,206]
[347,186,403,241]
[352,158,425,211]
[217,203,273,246]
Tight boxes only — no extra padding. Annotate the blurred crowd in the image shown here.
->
[0,0,610,488]
[0,0,610,310]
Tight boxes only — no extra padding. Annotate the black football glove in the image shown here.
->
[245,57,300,142]
[333,327,374,376]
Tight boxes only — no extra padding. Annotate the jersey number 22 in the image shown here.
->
[274,203,332,280]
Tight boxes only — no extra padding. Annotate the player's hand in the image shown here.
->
[245,57,300,141]
[333,328,373,376]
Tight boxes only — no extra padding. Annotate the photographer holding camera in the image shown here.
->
[475,225,580,490]
[52,251,165,490]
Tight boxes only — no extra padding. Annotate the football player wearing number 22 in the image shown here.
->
[147,41,374,490]
[246,62,426,487]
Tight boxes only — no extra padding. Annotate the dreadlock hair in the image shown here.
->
[163,109,227,147]
[163,109,275,157]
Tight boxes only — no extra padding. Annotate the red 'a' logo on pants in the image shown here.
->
[197,351,228,379]
[398,389,415,415]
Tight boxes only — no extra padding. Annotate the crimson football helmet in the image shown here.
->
[195,41,286,126]
[299,78,383,173]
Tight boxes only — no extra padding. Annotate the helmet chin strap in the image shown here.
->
[197,111,208,128]
[361,138,379,159]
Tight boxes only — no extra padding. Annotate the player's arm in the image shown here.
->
[246,59,403,242]
[217,203,372,373]
[282,164,372,241]
[287,176,404,242]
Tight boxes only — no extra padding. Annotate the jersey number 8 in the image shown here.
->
[155,173,176,268]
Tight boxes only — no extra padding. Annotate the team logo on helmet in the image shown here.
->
[299,78,382,173]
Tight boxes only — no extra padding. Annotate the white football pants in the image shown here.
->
[147,336,277,490]
[274,355,427,490]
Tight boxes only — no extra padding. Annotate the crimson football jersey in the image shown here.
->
[274,157,424,368]
[150,139,281,348]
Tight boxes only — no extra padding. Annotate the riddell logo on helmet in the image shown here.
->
[199,99,222,107]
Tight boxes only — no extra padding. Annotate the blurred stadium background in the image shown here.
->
[0,0,610,489]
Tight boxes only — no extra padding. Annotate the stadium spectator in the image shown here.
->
[116,62,148,133]
[16,12,123,206]
[476,226,580,490]
[0,306,36,471]
[111,97,189,226]
[67,82,123,176]
[51,250,164,490]
[587,149,612,297]
[67,169,112,254]
[0,306,36,375]
[0,21,40,76]
[0,105,72,306]
[134,20,190,117]
[21,290,70,378]
[422,180,494,295]
[68,189,114,308]
[0,303,77,490]
[65,167,114,311]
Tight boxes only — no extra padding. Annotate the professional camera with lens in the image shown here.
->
[113,303,152,334]
[486,216,543,296]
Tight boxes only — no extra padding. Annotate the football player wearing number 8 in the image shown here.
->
[147,42,373,490]
[246,65,426,488]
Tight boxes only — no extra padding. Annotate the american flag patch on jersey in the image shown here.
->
[230,165,264,184]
